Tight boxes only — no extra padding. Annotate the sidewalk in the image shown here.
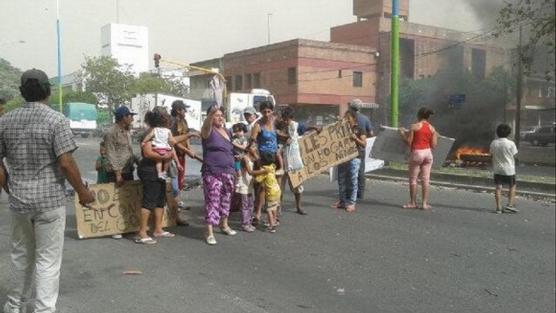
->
[368,163,556,200]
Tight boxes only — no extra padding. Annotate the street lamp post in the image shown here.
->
[267,13,272,45]
[390,0,400,127]
[56,0,63,113]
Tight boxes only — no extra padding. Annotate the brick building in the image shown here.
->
[191,0,508,124]
[331,0,507,108]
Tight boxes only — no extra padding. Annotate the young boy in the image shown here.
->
[95,142,110,184]
[490,124,519,214]
[254,153,282,233]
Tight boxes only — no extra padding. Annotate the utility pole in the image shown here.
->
[390,0,400,127]
[515,25,523,148]
[56,0,63,113]
[267,13,272,45]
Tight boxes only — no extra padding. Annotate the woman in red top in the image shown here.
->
[399,108,438,210]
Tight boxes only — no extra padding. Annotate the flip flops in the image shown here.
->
[134,237,157,245]
[402,203,417,209]
[153,231,175,238]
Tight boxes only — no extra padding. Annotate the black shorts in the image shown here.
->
[142,179,167,210]
[494,174,516,187]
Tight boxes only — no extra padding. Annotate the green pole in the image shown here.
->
[390,0,400,127]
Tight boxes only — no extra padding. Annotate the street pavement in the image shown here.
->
[0,137,554,313]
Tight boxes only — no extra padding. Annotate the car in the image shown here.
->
[520,126,538,140]
[524,125,556,146]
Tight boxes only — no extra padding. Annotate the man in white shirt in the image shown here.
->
[489,123,518,214]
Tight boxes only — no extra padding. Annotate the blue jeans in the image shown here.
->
[338,158,361,206]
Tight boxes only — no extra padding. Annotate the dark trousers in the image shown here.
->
[106,171,134,183]
[357,154,366,199]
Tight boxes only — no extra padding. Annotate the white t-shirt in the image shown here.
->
[152,127,171,149]
[490,138,518,175]
[235,159,253,195]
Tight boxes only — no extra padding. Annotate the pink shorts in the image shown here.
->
[408,148,433,185]
[153,147,171,156]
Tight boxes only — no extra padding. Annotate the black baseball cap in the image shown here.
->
[172,100,190,110]
[20,69,51,87]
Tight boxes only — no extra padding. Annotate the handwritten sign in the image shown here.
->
[330,137,384,182]
[74,181,177,239]
[288,120,358,188]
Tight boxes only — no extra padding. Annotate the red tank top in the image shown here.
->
[411,121,433,151]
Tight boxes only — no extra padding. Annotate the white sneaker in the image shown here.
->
[206,235,217,245]
[112,234,123,239]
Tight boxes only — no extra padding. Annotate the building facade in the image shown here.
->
[101,23,149,75]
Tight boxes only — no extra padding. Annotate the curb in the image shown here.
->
[367,173,556,201]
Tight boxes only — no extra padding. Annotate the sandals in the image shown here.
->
[402,203,418,209]
[267,226,277,233]
[296,208,308,215]
[134,237,157,245]
[220,227,238,236]
[153,231,175,238]
[345,204,356,213]
[205,235,217,245]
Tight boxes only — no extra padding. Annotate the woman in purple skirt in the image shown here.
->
[200,106,238,245]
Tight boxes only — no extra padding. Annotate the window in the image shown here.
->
[234,75,243,91]
[353,71,363,87]
[245,73,252,90]
[225,76,232,92]
[253,73,261,88]
[288,67,297,85]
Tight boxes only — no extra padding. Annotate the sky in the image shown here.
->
[0,0,496,77]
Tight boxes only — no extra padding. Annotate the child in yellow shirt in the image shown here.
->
[254,152,282,233]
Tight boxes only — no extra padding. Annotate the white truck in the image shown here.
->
[64,102,97,138]
[226,89,275,126]
[130,93,202,131]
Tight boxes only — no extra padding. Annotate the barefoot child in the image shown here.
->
[253,152,281,233]
[95,142,110,184]
[142,110,183,180]
[490,124,518,214]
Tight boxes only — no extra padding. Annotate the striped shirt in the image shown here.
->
[0,102,77,213]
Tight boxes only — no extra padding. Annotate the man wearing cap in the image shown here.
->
[349,99,374,200]
[0,69,94,313]
[103,106,138,187]
[243,106,258,138]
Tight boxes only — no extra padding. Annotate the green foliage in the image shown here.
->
[131,72,188,97]
[80,56,135,114]
[399,66,513,147]
[497,0,555,79]
[96,108,111,125]
[4,96,24,112]
[49,89,98,112]
[0,58,22,100]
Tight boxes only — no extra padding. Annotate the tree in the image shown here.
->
[0,58,22,100]
[496,0,556,79]
[131,72,189,97]
[49,89,98,112]
[80,56,135,116]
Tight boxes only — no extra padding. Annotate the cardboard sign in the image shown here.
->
[74,181,177,239]
[329,137,385,182]
[289,120,359,188]
[371,125,455,168]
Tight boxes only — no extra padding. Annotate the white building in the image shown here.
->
[101,23,149,75]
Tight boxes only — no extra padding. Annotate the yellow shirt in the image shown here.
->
[255,164,281,203]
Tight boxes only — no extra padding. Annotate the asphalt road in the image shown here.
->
[0,137,554,313]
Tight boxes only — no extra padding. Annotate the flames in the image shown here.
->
[454,146,490,160]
